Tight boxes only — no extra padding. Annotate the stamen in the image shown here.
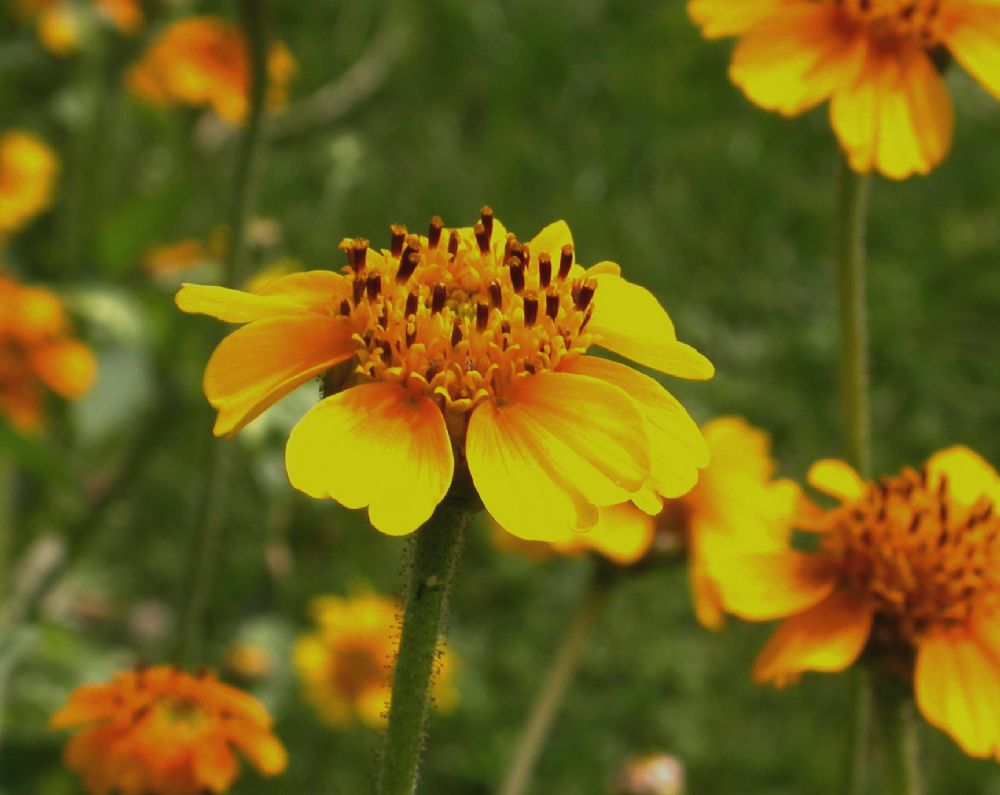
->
[396,252,419,283]
[349,239,368,272]
[339,299,351,316]
[476,301,489,332]
[488,280,502,309]
[431,283,446,313]
[448,230,460,259]
[503,233,516,263]
[404,291,419,317]
[538,253,552,288]
[480,206,494,240]
[575,278,596,310]
[509,261,526,294]
[474,222,490,255]
[428,216,444,249]
[366,274,382,301]
[450,321,462,347]
[352,277,365,305]
[390,224,407,258]
[545,290,559,320]
[406,320,417,347]
[523,296,539,327]
[558,244,573,280]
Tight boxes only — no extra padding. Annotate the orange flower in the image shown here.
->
[176,210,713,540]
[14,0,141,54]
[688,0,1000,179]
[0,130,58,240]
[143,238,214,278]
[127,16,296,124]
[712,446,1000,759]
[51,665,287,795]
[0,273,96,431]
[294,593,458,727]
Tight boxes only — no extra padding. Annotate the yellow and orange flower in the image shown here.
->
[51,665,287,795]
[688,0,1000,179]
[127,16,296,124]
[14,0,141,54]
[176,211,713,540]
[712,446,1000,760]
[0,130,58,240]
[294,592,458,728]
[0,273,96,431]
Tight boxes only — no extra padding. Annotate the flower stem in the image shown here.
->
[176,0,270,667]
[496,563,610,795]
[872,675,922,795]
[376,502,469,795]
[843,665,873,795]
[0,457,14,600]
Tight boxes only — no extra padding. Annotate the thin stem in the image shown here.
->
[0,458,14,600]
[872,675,922,795]
[376,502,469,795]
[496,566,610,795]
[843,665,873,795]
[175,0,270,666]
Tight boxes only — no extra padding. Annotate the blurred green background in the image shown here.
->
[2,0,999,793]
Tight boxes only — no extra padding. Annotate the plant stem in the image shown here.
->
[496,565,610,795]
[872,675,922,795]
[175,0,270,667]
[0,458,14,600]
[843,665,873,795]
[376,502,469,795]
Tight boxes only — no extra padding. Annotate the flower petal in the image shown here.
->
[753,589,873,686]
[285,383,454,536]
[466,371,650,541]
[31,338,97,399]
[587,274,714,380]
[729,3,866,115]
[690,550,726,630]
[807,459,865,502]
[527,220,573,264]
[575,502,655,565]
[925,445,998,507]
[687,0,799,39]
[176,270,345,324]
[559,355,708,498]
[206,314,356,437]
[940,1,1000,103]
[226,723,288,776]
[830,43,953,179]
[192,735,238,792]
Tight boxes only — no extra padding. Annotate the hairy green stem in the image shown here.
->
[376,503,469,795]
[872,676,922,795]
[496,567,609,795]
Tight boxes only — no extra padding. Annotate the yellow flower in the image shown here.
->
[51,665,287,795]
[176,210,713,540]
[711,446,1000,760]
[0,272,97,431]
[14,0,142,54]
[143,238,214,278]
[127,16,296,124]
[0,130,58,240]
[294,593,458,728]
[688,0,1000,179]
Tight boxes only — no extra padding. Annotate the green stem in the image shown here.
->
[872,676,922,795]
[175,0,270,666]
[376,502,469,795]
[0,458,14,600]
[496,566,610,795]
[843,665,873,795]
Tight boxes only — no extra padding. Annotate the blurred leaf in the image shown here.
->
[0,423,75,488]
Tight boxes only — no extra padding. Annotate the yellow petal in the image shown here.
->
[192,735,238,792]
[31,339,97,399]
[807,459,865,502]
[752,589,873,687]
[559,355,708,498]
[940,1,1000,103]
[227,723,288,776]
[925,445,998,507]
[730,3,866,115]
[576,502,655,565]
[176,270,344,324]
[206,314,356,436]
[285,383,454,536]
[687,0,800,39]
[587,274,714,380]
[466,371,650,541]
[689,549,726,631]
[527,220,573,264]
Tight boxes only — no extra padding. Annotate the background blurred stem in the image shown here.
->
[872,674,922,795]
[844,665,873,795]
[497,562,611,795]
[0,458,14,600]
[376,503,469,795]
[175,0,270,667]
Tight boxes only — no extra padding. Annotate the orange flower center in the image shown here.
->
[831,0,943,45]
[821,467,1000,642]
[330,208,596,415]
[330,641,384,699]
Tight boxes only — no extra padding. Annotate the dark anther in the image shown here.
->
[450,322,462,347]
[509,261,526,294]
[488,280,502,309]
[474,221,490,255]
[574,278,596,310]
[503,233,516,263]
[352,277,365,305]
[366,274,382,301]
[538,252,552,288]
[349,238,369,272]
[390,224,407,257]
[480,206,494,239]
[545,290,559,320]
[405,291,419,317]
[379,340,392,361]
[524,362,537,375]
[558,244,573,280]
[396,251,420,283]
[378,306,388,329]
[501,320,511,336]
[431,283,446,313]
[339,299,351,316]
[448,230,460,259]
[579,306,594,332]
[508,241,527,265]
[523,296,538,327]
[909,513,921,533]
[428,216,444,249]
[476,301,489,332]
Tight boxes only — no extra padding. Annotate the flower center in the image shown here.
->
[821,467,1000,643]
[328,208,596,413]
[831,0,943,44]
[330,642,384,699]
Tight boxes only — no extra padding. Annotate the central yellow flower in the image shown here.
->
[177,211,713,540]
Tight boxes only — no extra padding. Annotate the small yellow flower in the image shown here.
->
[711,446,1000,760]
[0,272,96,431]
[688,0,1000,179]
[0,130,58,240]
[51,665,287,795]
[176,210,713,540]
[127,16,296,124]
[294,593,458,728]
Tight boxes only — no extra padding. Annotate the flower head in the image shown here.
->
[14,0,141,54]
[0,273,96,431]
[176,211,713,540]
[294,593,458,727]
[51,664,287,795]
[712,446,1000,759]
[688,0,1000,178]
[127,16,295,124]
[0,130,58,239]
